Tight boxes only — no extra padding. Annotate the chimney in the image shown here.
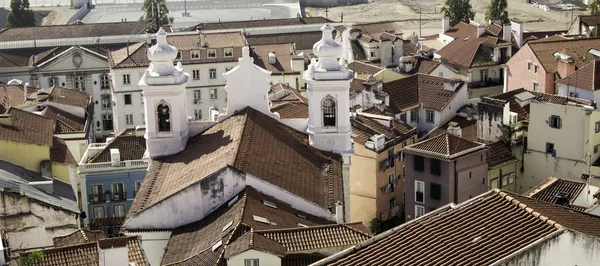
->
[477,26,486,37]
[0,114,12,127]
[442,17,450,33]
[135,126,146,137]
[444,79,458,92]
[511,21,523,48]
[447,122,462,137]
[335,201,344,224]
[110,148,121,165]
[268,52,277,64]
[23,83,29,102]
[200,33,206,48]
[502,23,511,43]
[99,239,129,266]
[554,52,576,79]
[146,30,153,47]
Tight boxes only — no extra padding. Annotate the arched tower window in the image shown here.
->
[157,103,171,132]
[322,97,336,127]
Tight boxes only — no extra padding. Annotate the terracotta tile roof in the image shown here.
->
[424,115,478,142]
[349,78,367,96]
[347,61,382,75]
[527,37,600,74]
[443,22,477,40]
[489,88,569,121]
[88,129,146,163]
[557,60,600,91]
[405,132,484,160]
[245,31,325,51]
[524,177,589,211]
[0,85,35,113]
[351,22,402,39]
[271,102,308,119]
[250,43,297,74]
[580,15,600,26]
[256,222,371,253]
[109,32,245,68]
[403,39,416,56]
[50,137,77,165]
[225,230,286,258]
[360,107,386,116]
[0,21,151,42]
[406,57,442,75]
[53,229,106,247]
[128,107,343,219]
[486,141,517,169]
[184,17,331,31]
[0,108,54,146]
[24,236,148,266]
[351,114,415,147]
[161,187,337,266]
[486,23,502,36]
[315,189,600,265]
[437,35,499,68]
[522,31,566,44]
[383,74,464,112]
[349,40,368,61]
[28,87,91,109]
[41,105,86,133]
[0,52,30,67]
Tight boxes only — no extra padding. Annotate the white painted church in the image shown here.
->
[124,24,361,266]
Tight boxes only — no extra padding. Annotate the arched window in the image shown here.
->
[322,97,336,127]
[157,103,171,132]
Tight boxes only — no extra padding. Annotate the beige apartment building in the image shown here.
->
[350,111,417,227]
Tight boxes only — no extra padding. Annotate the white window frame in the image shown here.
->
[101,94,111,110]
[134,181,142,195]
[210,88,218,99]
[123,74,130,85]
[125,114,134,125]
[92,206,105,219]
[124,94,132,105]
[194,90,202,100]
[209,68,217,79]
[415,180,425,204]
[224,47,233,57]
[533,81,539,92]
[426,110,434,123]
[113,204,126,217]
[193,69,200,80]
[100,74,109,89]
[112,182,125,201]
[190,50,200,59]
[49,76,59,87]
[91,184,104,203]
[415,205,425,218]
[207,49,217,58]
[194,109,202,120]
[527,61,532,71]
[74,75,85,90]
[245,259,259,266]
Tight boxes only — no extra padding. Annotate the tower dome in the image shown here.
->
[312,24,343,71]
[147,28,178,69]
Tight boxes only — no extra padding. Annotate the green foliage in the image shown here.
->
[369,216,404,235]
[20,250,44,266]
[440,0,475,27]
[6,0,36,28]
[141,0,174,27]
[485,0,509,24]
[591,0,600,16]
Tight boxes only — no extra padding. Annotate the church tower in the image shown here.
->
[305,24,354,155]
[139,28,190,158]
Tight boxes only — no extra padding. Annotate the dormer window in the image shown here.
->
[207,49,217,58]
[190,50,200,59]
[224,48,233,57]
[157,102,171,132]
[322,97,336,127]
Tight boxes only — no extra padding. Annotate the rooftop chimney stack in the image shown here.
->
[200,33,206,48]
[502,23,512,43]
[477,26,486,37]
[442,17,450,33]
[335,201,344,224]
[447,122,462,137]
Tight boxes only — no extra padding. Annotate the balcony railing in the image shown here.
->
[112,191,127,201]
[380,179,399,193]
[467,78,503,89]
[79,160,149,174]
[90,194,106,203]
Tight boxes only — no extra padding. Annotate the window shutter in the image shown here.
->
[558,118,562,128]
[549,116,552,127]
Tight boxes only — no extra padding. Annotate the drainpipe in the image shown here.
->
[454,160,458,203]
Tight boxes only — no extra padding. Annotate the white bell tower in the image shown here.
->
[139,28,190,158]
[305,24,354,155]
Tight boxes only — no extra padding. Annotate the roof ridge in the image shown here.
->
[233,111,254,170]
[493,189,563,230]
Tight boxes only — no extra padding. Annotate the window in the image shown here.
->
[125,114,133,125]
[527,61,532,71]
[112,183,125,201]
[388,149,395,168]
[549,115,561,129]
[100,74,109,89]
[92,206,105,219]
[207,49,217,58]
[190,50,200,59]
[595,145,599,154]
[194,90,202,101]
[91,184,104,203]
[533,82,539,92]
[124,94,132,105]
[134,181,142,195]
[389,198,396,210]
[123,74,130,85]
[426,110,434,123]
[194,109,202,120]
[430,183,441,200]
[49,76,58,87]
[141,94,144,105]
[415,205,425,218]
[176,51,182,60]
[410,109,418,122]
[439,72,444,77]
[595,122,600,133]
[569,91,579,98]
[430,159,441,175]
[209,68,217,79]
[210,88,218,99]
[480,69,488,82]
[101,94,111,110]
[415,181,425,203]
[400,113,407,123]
[501,173,515,186]
[113,204,125,217]
[546,142,555,154]
[491,178,499,189]
[74,76,85,90]
[414,155,424,172]
[224,47,233,57]
[193,69,200,80]
[322,97,336,127]
[388,172,395,184]
[157,103,171,132]
[245,259,259,266]
[102,114,113,131]
[534,64,539,73]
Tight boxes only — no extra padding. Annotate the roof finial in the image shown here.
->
[313,24,342,71]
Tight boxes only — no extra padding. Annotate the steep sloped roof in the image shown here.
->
[557,60,600,91]
[404,132,485,160]
[383,74,464,112]
[524,177,589,211]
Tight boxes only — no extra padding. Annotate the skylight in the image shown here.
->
[222,220,234,232]
[296,213,307,219]
[211,240,222,251]
[253,215,270,224]
[263,199,277,209]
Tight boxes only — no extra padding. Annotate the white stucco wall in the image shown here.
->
[557,84,600,108]
[227,249,281,266]
[125,231,171,266]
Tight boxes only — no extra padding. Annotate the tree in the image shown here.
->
[440,0,475,27]
[591,0,600,16]
[485,0,509,24]
[6,0,36,28]
[141,0,174,28]
[20,250,44,266]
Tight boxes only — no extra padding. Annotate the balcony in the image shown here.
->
[90,194,106,203]
[467,78,503,89]
[79,160,150,174]
[111,191,127,201]
[380,179,399,193]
